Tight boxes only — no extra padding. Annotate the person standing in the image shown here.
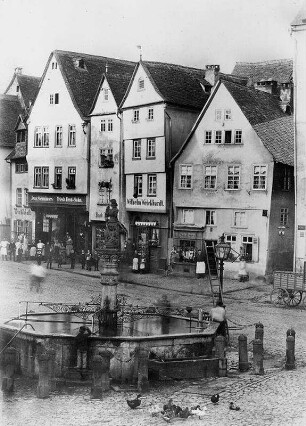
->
[210,301,227,338]
[16,239,23,262]
[75,326,91,377]
[9,240,16,261]
[46,243,54,269]
[29,243,36,260]
[86,250,92,271]
[70,248,76,269]
[92,250,99,271]
[195,249,206,279]
[132,250,139,273]
[80,250,86,270]
[0,239,9,261]
[36,240,45,265]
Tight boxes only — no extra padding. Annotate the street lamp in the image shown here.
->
[214,234,231,304]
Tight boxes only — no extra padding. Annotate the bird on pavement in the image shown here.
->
[211,394,220,404]
[229,402,240,411]
[190,405,208,419]
[126,394,142,409]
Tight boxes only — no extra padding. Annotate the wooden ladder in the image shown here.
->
[204,241,223,306]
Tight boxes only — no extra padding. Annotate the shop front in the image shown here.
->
[11,206,35,242]
[28,193,90,251]
[172,227,206,275]
[129,214,169,273]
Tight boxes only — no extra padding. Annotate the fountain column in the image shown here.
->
[97,199,120,336]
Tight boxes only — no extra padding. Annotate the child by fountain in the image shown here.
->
[75,326,91,377]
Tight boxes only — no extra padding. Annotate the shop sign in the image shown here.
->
[126,197,165,212]
[13,207,33,218]
[29,193,86,206]
[175,231,197,239]
[135,221,157,227]
[298,225,306,230]
[45,214,58,219]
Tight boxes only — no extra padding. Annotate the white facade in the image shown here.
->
[291,14,306,271]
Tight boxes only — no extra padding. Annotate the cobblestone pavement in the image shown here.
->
[1,260,306,425]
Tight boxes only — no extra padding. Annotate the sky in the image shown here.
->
[0,0,304,92]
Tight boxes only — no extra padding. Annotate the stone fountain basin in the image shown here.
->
[0,312,219,382]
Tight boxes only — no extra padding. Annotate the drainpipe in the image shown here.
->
[164,109,173,261]
[84,119,91,250]
[117,108,125,229]
[293,35,298,272]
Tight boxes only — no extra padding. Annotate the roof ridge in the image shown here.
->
[235,58,292,65]
[18,74,41,80]
[0,94,19,100]
[54,49,136,65]
[143,60,206,73]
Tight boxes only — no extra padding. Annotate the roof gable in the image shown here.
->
[0,95,23,148]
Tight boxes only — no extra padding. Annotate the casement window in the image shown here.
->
[227,165,240,189]
[205,210,216,225]
[182,209,194,224]
[148,174,157,196]
[225,234,238,255]
[24,188,28,206]
[282,166,292,191]
[104,88,109,101]
[280,208,289,226]
[138,77,145,90]
[16,130,26,143]
[224,130,232,144]
[55,126,63,147]
[215,130,222,144]
[15,162,28,173]
[54,167,62,189]
[215,109,222,121]
[67,167,76,189]
[34,127,42,147]
[99,148,113,167]
[68,125,76,147]
[234,130,242,144]
[16,188,22,206]
[180,165,193,189]
[241,235,259,262]
[225,109,232,120]
[133,139,141,159]
[100,120,106,132]
[133,109,140,122]
[98,184,111,205]
[34,166,49,188]
[205,130,212,144]
[133,174,143,197]
[234,211,247,227]
[148,107,154,120]
[253,165,267,190]
[204,165,217,189]
[146,138,156,158]
[107,119,113,132]
[42,126,49,147]
[49,93,59,104]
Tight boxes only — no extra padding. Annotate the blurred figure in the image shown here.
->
[86,250,92,271]
[92,250,99,271]
[132,250,139,273]
[30,263,46,293]
[70,248,76,269]
[0,239,9,261]
[9,240,16,261]
[36,240,45,265]
[75,325,91,377]
[46,243,54,269]
[29,243,36,260]
[80,250,86,270]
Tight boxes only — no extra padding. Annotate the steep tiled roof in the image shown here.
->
[232,59,292,84]
[17,74,40,108]
[6,141,27,161]
[0,95,23,148]
[223,80,286,125]
[253,116,293,166]
[142,61,211,109]
[53,50,136,118]
[291,4,306,26]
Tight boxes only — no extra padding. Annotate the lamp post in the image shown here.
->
[214,234,231,304]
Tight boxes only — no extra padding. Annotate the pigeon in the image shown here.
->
[229,402,240,411]
[191,405,208,419]
[211,394,220,404]
[126,394,142,409]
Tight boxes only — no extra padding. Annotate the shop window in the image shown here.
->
[43,216,49,232]
[178,240,196,263]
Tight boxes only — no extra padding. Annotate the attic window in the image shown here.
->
[76,58,85,69]
[138,77,145,90]
[16,85,20,93]
[51,62,58,70]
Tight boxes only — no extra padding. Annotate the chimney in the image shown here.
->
[15,67,23,75]
[205,65,220,86]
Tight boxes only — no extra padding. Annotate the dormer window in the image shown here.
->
[78,59,85,69]
[138,77,144,90]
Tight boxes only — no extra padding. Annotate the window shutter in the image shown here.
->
[252,237,259,262]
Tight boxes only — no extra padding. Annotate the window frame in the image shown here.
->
[24,188,29,206]
[253,165,267,190]
[34,166,49,188]
[54,166,62,189]
[132,139,141,159]
[179,164,193,189]
[224,109,232,120]
[68,124,76,147]
[107,119,113,132]
[215,109,222,121]
[205,210,216,226]
[42,126,49,147]
[215,130,222,144]
[134,174,143,197]
[224,130,232,144]
[147,174,157,197]
[205,130,212,144]
[227,165,241,190]
[138,77,145,90]
[147,107,154,120]
[146,138,156,159]
[234,129,242,144]
[280,208,289,226]
[204,165,217,189]
[34,127,42,147]
[67,167,76,189]
[100,119,106,132]
[233,210,247,228]
[133,109,140,122]
[182,209,195,224]
[55,125,63,147]
[16,188,22,206]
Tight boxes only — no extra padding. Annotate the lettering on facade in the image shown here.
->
[14,207,32,216]
[126,198,164,207]
[29,193,86,205]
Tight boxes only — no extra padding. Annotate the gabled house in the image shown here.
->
[232,59,293,113]
[89,64,135,245]
[26,50,135,249]
[172,78,294,278]
[3,69,40,242]
[120,61,213,272]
